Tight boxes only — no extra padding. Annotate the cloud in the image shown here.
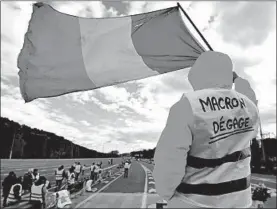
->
[102,1,127,15]
[215,2,276,48]
[80,120,91,127]
[1,1,276,154]
[50,1,118,18]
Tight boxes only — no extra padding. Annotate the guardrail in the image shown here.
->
[5,164,120,209]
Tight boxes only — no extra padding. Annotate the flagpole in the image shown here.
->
[177,2,213,51]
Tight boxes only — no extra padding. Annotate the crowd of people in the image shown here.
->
[1,158,134,208]
[1,160,106,208]
[2,169,51,208]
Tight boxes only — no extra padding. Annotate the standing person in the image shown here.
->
[123,162,130,178]
[23,169,33,193]
[74,162,82,181]
[94,163,100,182]
[2,172,17,207]
[29,176,47,209]
[72,162,77,169]
[67,167,75,192]
[99,161,102,169]
[32,169,40,183]
[153,51,260,208]
[55,165,65,192]
[90,163,96,182]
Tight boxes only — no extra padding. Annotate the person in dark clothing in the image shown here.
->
[23,169,33,193]
[32,169,40,183]
[2,172,17,207]
[6,177,23,206]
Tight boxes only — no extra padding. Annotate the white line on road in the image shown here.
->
[140,164,148,209]
[74,172,123,208]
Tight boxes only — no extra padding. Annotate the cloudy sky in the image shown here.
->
[1,1,276,154]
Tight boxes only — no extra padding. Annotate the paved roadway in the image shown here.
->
[1,159,276,208]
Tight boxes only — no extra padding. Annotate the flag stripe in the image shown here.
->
[18,4,95,102]
[131,7,204,74]
[18,3,206,102]
[79,16,156,87]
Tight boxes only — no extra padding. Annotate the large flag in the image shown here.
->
[18,2,206,102]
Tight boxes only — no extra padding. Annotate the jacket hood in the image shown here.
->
[188,51,233,91]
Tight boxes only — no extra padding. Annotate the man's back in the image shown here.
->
[75,165,81,173]
[176,88,259,208]
[124,163,129,169]
[185,88,259,157]
[94,165,100,173]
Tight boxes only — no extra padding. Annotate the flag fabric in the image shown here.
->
[18,2,206,102]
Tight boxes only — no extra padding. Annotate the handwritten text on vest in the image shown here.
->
[199,96,246,112]
[199,96,252,139]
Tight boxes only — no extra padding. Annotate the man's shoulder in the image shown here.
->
[170,94,193,114]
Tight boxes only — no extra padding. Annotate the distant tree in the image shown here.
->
[1,116,110,159]
[109,150,119,157]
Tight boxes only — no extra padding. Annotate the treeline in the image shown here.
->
[131,148,155,159]
[0,117,118,159]
[250,138,277,173]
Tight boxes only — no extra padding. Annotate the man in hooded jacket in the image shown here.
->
[153,51,259,208]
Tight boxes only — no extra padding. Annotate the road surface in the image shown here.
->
[1,159,276,208]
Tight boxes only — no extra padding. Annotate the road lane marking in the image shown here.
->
[74,172,123,208]
[140,163,148,209]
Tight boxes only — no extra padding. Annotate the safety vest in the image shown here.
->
[176,89,259,208]
[30,184,45,203]
[90,165,96,172]
[7,184,22,203]
[75,165,81,173]
[56,169,64,181]
[67,173,75,185]
[56,190,72,208]
[94,165,100,173]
